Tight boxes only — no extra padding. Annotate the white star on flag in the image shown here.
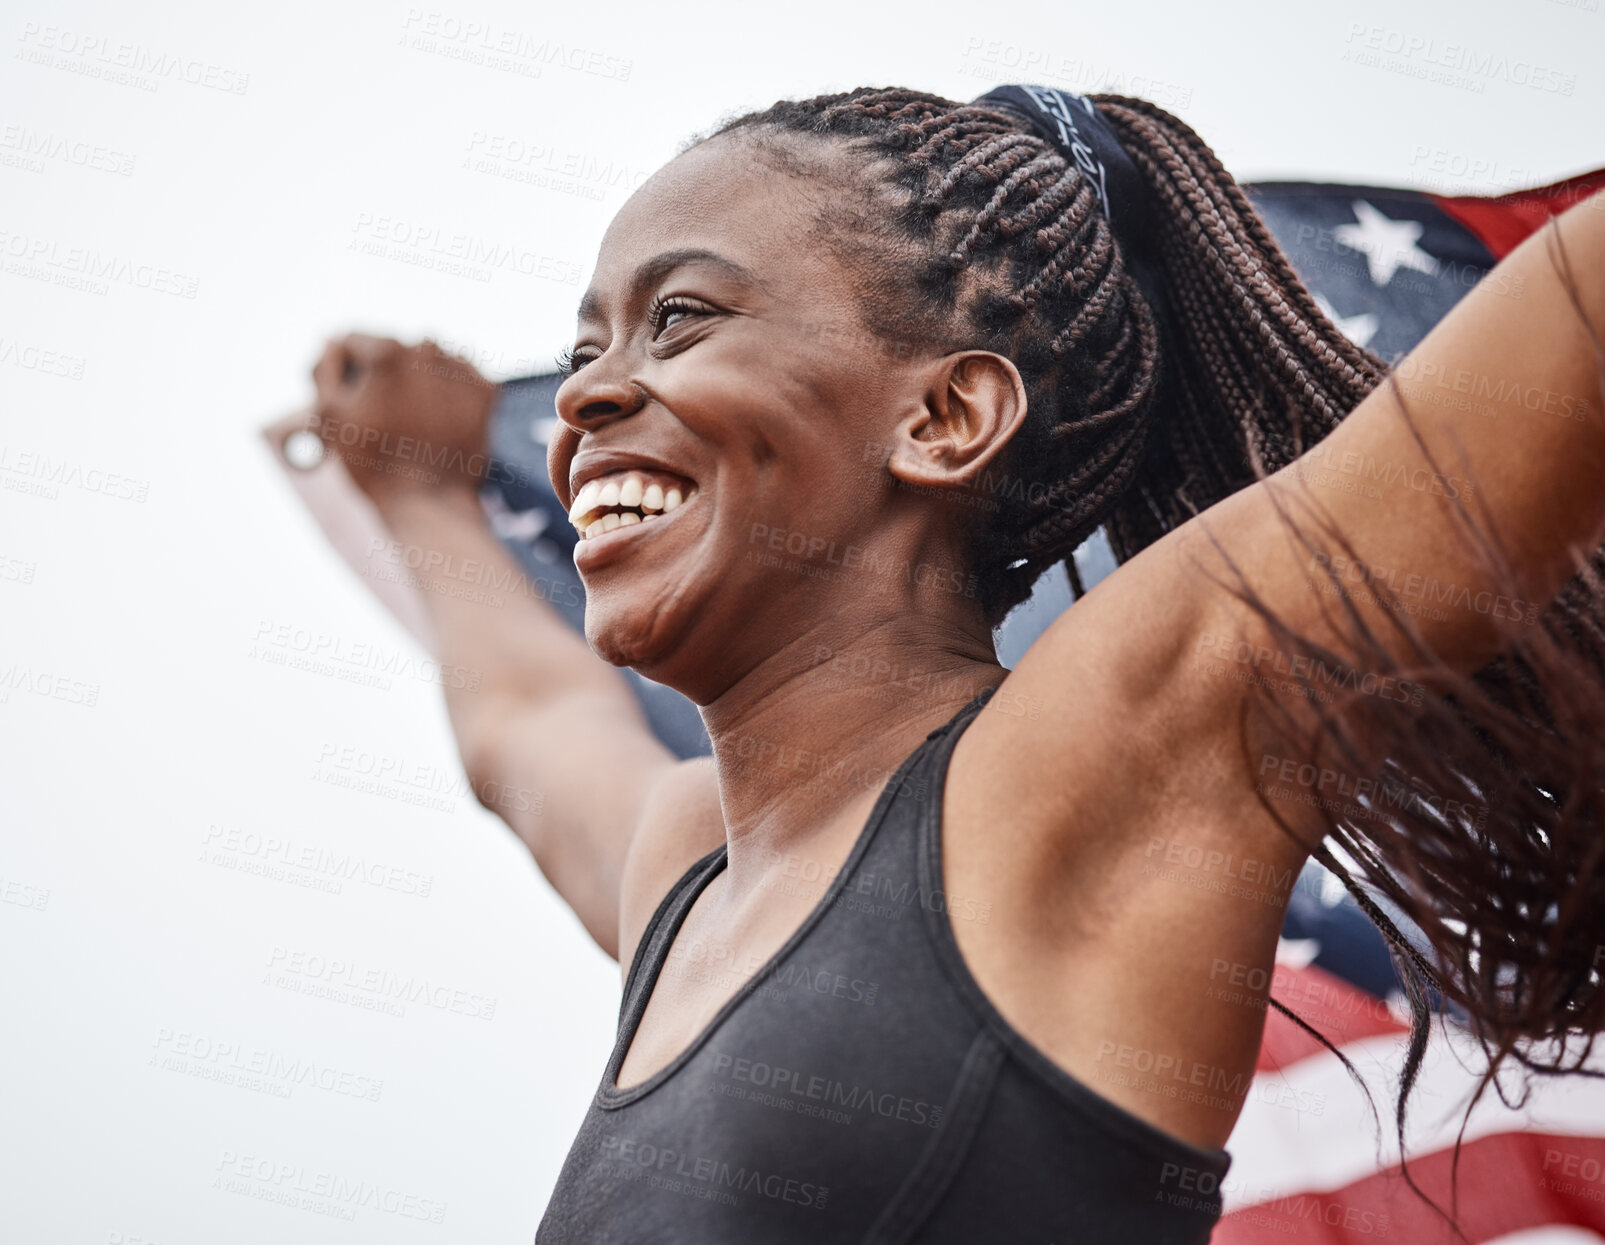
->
[1333,200,1440,286]
[1313,292,1380,349]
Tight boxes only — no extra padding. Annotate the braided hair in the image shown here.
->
[687,87,1605,1234]
[695,86,1388,622]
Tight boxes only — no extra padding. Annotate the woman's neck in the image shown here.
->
[699,612,1005,885]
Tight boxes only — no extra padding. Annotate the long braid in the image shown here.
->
[1091,95,1389,559]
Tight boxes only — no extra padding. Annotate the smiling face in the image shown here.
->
[548,131,1016,703]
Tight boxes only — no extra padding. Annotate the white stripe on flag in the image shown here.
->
[1223,1024,1605,1209]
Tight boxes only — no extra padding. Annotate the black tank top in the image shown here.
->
[536,686,1232,1243]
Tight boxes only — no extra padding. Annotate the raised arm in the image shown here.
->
[1003,186,1605,767]
[1196,186,1605,675]
[990,188,1605,862]
[309,336,722,961]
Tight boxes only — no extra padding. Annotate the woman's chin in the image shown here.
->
[583,592,695,675]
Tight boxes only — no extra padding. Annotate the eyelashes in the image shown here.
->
[555,344,586,380]
[555,295,708,380]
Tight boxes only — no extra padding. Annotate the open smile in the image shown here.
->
[568,467,704,569]
[568,468,700,540]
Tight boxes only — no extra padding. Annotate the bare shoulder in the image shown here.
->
[940,533,1308,1149]
[947,518,1314,948]
[958,521,1270,860]
[616,757,726,979]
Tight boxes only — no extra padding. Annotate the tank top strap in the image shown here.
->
[617,842,729,1029]
[616,684,997,1041]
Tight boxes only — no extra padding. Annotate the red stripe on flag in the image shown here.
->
[1431,167,1605,260]
[1255,963,1408,1073]
[1214,1130,1605,1244]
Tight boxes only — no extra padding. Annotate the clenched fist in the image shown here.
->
[309,334,499,499]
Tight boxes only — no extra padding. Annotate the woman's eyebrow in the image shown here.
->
[576,247,763,325]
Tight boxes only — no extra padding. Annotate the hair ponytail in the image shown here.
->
[1086,93,1390,563]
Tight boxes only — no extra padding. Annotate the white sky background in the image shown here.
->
[0,0,1600,1240]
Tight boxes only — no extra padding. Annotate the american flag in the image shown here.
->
[479,163,1605,1242]
[1203,167,1605,1245]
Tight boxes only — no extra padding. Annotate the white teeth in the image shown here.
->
[570,472,701,539]
[568,479,601,525]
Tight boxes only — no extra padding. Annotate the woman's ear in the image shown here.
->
[886,350,1029,489]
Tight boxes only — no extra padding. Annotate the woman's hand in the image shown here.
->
[309,333,499,499]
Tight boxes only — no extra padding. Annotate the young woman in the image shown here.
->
[309,87,1605,1242]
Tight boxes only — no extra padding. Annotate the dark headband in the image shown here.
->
[969,85,1167,323]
